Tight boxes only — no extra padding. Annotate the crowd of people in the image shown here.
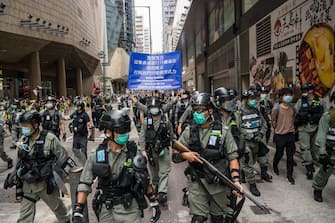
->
[0,83,334,223]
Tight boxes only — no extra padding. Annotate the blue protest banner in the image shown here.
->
[128,51,182,90]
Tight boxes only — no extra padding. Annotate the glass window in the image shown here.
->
[224,0,235,31]
[242,0,259,14]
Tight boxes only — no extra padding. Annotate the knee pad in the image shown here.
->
[211,215,223,223]
[191,215,207,223]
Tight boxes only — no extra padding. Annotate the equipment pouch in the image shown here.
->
[92,190,103,220]
[182,187,189,207]
[93,162,110,178]
[123,193,133,209]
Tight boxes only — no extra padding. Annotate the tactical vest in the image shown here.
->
[42,110,60,136]
[18,131,55,183]
[177,103,187,120]
[188,116,230,179]
[240,107,261,134]
[145,114,170,149]
[93,139,138,194]
[72,112,88,136]
[297,97,323,125]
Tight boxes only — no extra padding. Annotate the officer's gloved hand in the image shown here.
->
[4,171,17,189]
[319,153,331,170]
[150,201,161,223]
[72,203,85,223]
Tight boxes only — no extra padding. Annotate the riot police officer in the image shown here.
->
[237,89,272,197]
[295,83,327,179]
[175,91,191,136]
[138,96,176,206]
[10,100,24,149]
[4,110,74,223]
[73,110,160,223]
[65,101,92,165]
[175,93,243,223]
[313,92,335,202]
[0,103,13,169]
[41,96,65,140]
[259,87,273,143]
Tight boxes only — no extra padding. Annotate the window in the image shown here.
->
[224,0,235,31]
[242,0,259,14]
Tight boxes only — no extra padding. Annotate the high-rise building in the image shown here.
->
[134,10,151,53]
[162,0,177,52]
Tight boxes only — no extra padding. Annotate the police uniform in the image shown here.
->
[259,99,273,143]
[11,108,24,148]
[312,107,335,200]
[42,109,62,138]
[16,131,70,223]
[178,120,239,220]
[237,103,269,184]
[138,114,175,197]
[70,110,90,160]
[0,111,12,167]
[178,105,193,129]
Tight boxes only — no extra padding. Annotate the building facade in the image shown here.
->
[177,0,335,99]
[162,0,177,53]
[0,0,105,98]
[134,10,151,53]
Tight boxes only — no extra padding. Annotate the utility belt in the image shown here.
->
[102,192,133,210]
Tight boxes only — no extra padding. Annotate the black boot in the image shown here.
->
[210,215,223,223]
[313,190,323,202]
[306,164,314,180]
[249,183,261,196]
[7,158,13,169]
[261,167,272,182]
[158,192,168,205]
[287,175,295,185]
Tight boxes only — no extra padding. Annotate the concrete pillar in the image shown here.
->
[76,68,83,96]
[30,51,42,99]
[57,58,67,97]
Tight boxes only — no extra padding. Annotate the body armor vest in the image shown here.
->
[177,103,187,120]
[42,110,60,136]
[72,112,88,136]
[92,140,138,194]
[145,114,170,149]
[240,107,261,134]
[296,97,323,125]
[18,131,55,183]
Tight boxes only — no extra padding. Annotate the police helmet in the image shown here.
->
[242,90,256,99]
[228,89,238,98]
[250,84,262,92]
[99,110,131,134]
[133,154,147,170]
[191,92,214,108]
[76,101,85,108]
[261,86,270,93]
[301,83,314,92]
[20,110,42,124]
[47,96,57,102]
[214,87,230,102]
[146,97,161,108]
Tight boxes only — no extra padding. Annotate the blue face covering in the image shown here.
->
[115,133,129,145]
[248,99,257,108]
[283,95,293,103]
[193,112,207,125]
[46,103,54,109]
[21,127,32,137]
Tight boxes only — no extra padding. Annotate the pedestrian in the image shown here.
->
[4,110,75,223]
[271,88,296,184]
[72,110,160,223]
[138,96,176,206]
[295,83,327,179]
[174,93,243,223]
[313,91,335,202]
[237,89,272,197]
[41,96,66,141]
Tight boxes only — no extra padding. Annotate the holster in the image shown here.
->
[92,190,103,220]
[145,145,156,166]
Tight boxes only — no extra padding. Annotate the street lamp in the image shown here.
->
[98,50,107,95]
[135,6,152,53]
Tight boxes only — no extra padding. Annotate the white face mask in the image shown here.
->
[302,93,308,97]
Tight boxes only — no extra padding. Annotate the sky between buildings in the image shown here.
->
[135,0,163,53]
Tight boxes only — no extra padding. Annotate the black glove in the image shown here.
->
[62,133,67,142]
[72,203,85,223]
[4,171,17,189]
[319,153,331,170]
[150,201,161,223]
